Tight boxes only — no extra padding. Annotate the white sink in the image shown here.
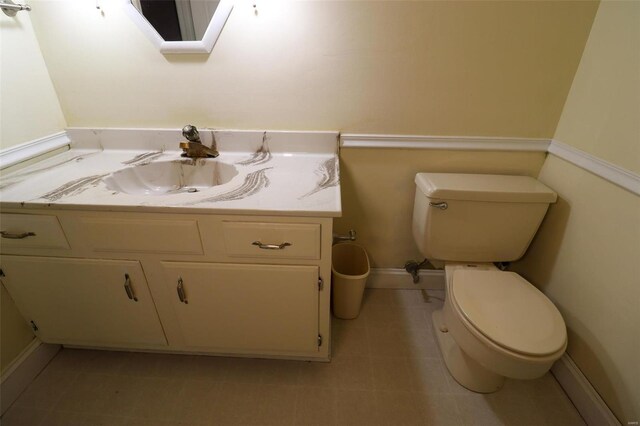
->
[103,159,238,196]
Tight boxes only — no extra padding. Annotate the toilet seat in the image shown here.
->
[450,270,567,357]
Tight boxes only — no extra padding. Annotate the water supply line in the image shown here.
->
[404,258,436,284]
[333,229,356,245]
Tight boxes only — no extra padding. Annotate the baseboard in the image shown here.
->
[367,267,445,290]
[0,340,61,415]
[551,353,621,426]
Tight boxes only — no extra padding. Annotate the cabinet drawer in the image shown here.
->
[222,222,320,260]
[80,218,203,254]
[0,214,70,250]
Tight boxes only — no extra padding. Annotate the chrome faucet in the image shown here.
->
[179,125,219,158]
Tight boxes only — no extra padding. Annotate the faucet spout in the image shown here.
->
[179,125,219,158]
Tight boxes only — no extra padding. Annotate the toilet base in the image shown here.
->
[432,309,504,393]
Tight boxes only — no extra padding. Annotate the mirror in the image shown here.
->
[123,0,233,54]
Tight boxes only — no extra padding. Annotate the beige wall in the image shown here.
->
[29,0,596,137]
[513,2,640,422]
[23,0,596,270]
[0,9,66,149]
[337,149,546,267]
[0,9,58,376]
[0,285,34,374]
[553,1,640,174]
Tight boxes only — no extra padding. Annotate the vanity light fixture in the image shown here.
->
[1,0,31,17]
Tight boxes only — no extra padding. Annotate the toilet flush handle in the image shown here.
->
[429,201,448,210]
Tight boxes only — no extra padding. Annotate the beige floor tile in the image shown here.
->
[363,289,424,307]
[419,393,462,426]
[208,382,266,425]
[331,321,370,358]
[360,303,401,330]
[293,386,337,426]
[45,349,103,372]
[259,359,304,386]
[535,395,586,426]
[335,389,384,426]
[53,372,125,414]
[168,379,222,424]
[0,290,585,426]
[367,327,413,357]
[129,377,185,422]
[374,390,426,426]
[125,418,201,426]
[44,411,130,426]
[0,407,49,426]
[406,357,450,394]
[371,357,413,391]
[331,356,373,390]
[218,357,273,384]
[455,393,511,426]
[298,360,339,388]
[12,368,78,411]
[118,352,206,380]
[253,384,298,426]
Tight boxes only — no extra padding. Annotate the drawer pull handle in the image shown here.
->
[177,278,188,304]
[429,202,448,210]
[1,231,36,239]
[252,241,292,250]
[124,273,138,302]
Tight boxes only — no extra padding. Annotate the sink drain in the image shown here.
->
[186,188,198,193]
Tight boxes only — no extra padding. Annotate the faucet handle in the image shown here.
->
[182,125,200,142]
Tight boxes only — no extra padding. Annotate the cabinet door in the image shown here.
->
[161,262,319,354]
[0,256,167,347]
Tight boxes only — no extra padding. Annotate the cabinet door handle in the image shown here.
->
[252,241,292,250]
[1,231,36,239]
[177,278,188,304]
[124,273,138,302]
[428,201,448,210]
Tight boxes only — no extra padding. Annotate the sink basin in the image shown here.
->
[103,159,238,196]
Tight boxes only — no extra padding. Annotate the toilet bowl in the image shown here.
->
[433,263,567,392]
[410,173,567,393]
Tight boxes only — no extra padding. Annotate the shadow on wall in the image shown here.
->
[512,195,572,290]
[513,193,636,422]
[565,318,634,423]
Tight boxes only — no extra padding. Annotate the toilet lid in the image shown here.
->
[451,270,566,356]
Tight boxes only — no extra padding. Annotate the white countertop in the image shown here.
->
[0,129,342,218]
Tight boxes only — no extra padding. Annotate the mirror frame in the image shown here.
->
[123,0,233,54]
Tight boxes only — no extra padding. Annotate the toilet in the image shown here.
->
[412,173,567,393]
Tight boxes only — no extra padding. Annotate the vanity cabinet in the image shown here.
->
[0,210,332,361]
[161,262,320,353]
[0,256,167,347]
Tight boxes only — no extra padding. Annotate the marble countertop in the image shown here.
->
[0,129,342,217]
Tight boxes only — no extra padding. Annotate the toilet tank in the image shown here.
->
[412,173,557,262]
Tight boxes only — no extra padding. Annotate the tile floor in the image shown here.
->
[2,289,584,426]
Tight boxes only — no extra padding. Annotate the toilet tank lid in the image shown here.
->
[415,173,557,203]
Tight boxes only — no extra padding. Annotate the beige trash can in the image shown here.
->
[331,243,370,319]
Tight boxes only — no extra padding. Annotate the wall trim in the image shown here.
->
[0,340,60,415]
[548,139,640,196]
[339,133,639,196]
[551,354,621,426]
[0,132,70,170]
[367,267,445,290]
[340,134,551,152]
